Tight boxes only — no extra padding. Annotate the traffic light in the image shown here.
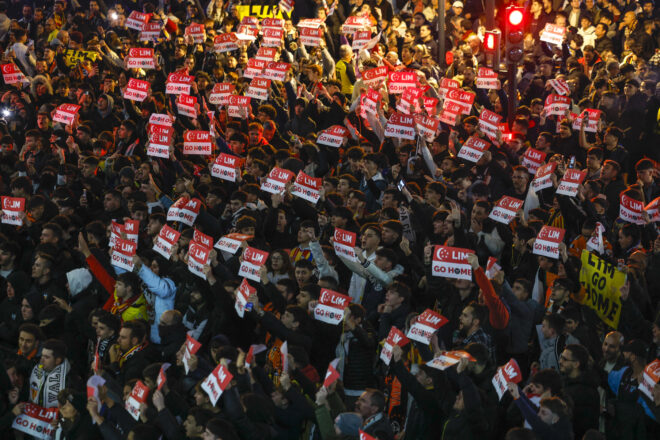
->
[504,6,525,64]
[483,30,501,70]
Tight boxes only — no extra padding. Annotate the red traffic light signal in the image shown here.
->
[508,9,524,26]
[505,6,525,64]
[484,31,499,51]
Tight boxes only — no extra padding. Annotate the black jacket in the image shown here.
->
[563,372,600,438]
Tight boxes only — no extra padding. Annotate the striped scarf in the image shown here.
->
[119,342,147,368]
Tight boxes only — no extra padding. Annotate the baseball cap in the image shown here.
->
[453,1,464,7]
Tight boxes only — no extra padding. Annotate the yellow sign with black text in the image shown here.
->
[579,250,625,329]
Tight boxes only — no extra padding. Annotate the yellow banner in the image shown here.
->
[236,5,284,22]
[579,250,625,329]
[63,49,100,67]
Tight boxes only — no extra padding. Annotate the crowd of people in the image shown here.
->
[0,0,659,439]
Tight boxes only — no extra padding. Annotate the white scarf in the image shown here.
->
[30,359,70,408]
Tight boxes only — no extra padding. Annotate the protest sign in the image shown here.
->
[431,246,473,280]
[579,250,626,329]
[333,228,357,261]
[492,359,523,400]
[238,247,269,282]
[406,309,448,344]
[153,225,180,259]
[489,196,523,225]
[532,226,565,259]
[313,289,351,325]
[1,196,24,226]
[380,327,410,365]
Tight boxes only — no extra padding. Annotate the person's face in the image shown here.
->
[637,168,654,185]
[229,199,243,214]
[385,290,403,307]
[104,194,119,212]
[600,163,616,180]
[281,310,297,329]
[337,179,350,196]
[147,219,162,236]
[550,284,568,302]
[294,267,312,286]
[471,205,487,223]
[458,306,475,332]
[538,406,558,424]
[381,227,398,245]
[40,348,59,372]
[59,400,76,420]
[624,83,637,97]
[229,140,244,155]
[361,228,380,250]
[118,327,134,352]
[96,321,114,339]
[355,392,377,418]
[296,290,312,307]
[115,280,129,299]
[618,229,633,249]
[18,331,37,355]
[40,228,57,245]
[559,349,578,375]
[184,415,202,437]
[586,154,601,170]
[270,253,284,271]
[602,335,621,361]
[32,257,48,279]
[511,282,528,302]
[37,113,49,130]
[248,130,261,146]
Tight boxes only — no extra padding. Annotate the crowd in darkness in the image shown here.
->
[0,0,660,439]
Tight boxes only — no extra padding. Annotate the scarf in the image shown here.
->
[17,347,38,360]
[111,293,140,317]
[119,342,147,368]
[30,359,70,408]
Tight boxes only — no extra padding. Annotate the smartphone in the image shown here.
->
[397,179,405,191]
[569,156,576,169]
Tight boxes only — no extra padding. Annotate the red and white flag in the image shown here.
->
[492,358,523,400]
[586,222,606,254]
[1,63,25,84]
[380,326,410,365]
[126,11,151,31]
[544,94,571,116]
[185,23,205,43]
[209,82,235,105]
[245,344,267,369]
[279,0,295,13]
[123,78,150,102]
[140,22,161,41]
[291,171,323,203]
[479,108,503,138]
[437,77,460,99]
[300,27,322,46]
[1,196,24,226]
[531,162,557,192]
[214,33,239,53]
[362,89,381,115]
[317,125,349,147]
[215,232,253,254]
[571,109,602,133]
[235,278,255,318]
[212,153,244,182]
[261,62,291,81]
[12,403,59,438]
[388,71,416,94]
[183,334,202,373]
[521,148,547,174]
[314,289,351,325]
[177,94,198,118]
[245,77,271,101]
[166,72,194,95]
[476,67,499,89]
[52,103,80,125]
[489,196,523,225]
[147,131,171,158]
[153,225,180,260]
[201,363,233,406]
[414,114,440,142]
[548,78,571,96]
[183,130,212,155]
[125,380,149,420]
[125,48,154,69]
[485,257,502,279]
[444,88,475,116]
[227,95,251,118]
[333,228,357,262]
[359,431,376,440]
[620,194,645,225]
[157,363,171,391]
[540,23,566,46]
[262,27,284,47]
[457,136,489,163]
[532,225,565,259]
[638,359,660,401]
[431,246,474,280]
[645,196,660,222]
[406,309,448,344]
[112,238,136,271]
[385,113,415,140]
[323,358,341,387]
[427,351,475,370]
[238,247,269,282]
[556,168,586,196]
[260,167,295,194]
[362,66,388,87]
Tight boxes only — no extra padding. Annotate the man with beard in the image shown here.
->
[558,344,600,438]
[452,301,495,362]
[157,310,187,364]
